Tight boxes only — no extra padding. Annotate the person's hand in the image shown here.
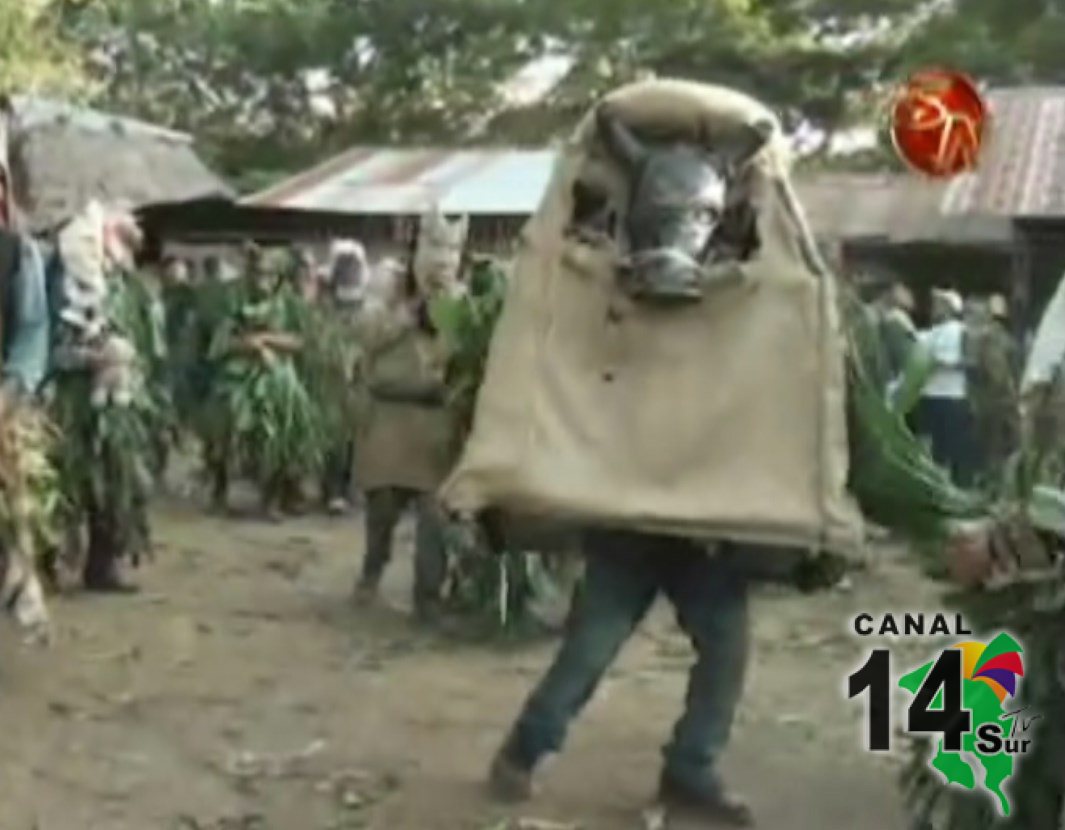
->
[944,523,998,589]
[259,332,303,352]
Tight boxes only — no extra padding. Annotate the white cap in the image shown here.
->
[933,288,963,316]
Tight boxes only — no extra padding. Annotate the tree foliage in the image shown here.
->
[40,0,1065,186]
[0,0,85,95]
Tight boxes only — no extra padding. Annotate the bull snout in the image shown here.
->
[619,249,705,304]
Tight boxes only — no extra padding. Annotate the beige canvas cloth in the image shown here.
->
[441,79,864,555]
[357,306,457,492]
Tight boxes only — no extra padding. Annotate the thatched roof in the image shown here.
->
[5,97,232,232]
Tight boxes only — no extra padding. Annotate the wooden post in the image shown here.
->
[1010,220,1032,342]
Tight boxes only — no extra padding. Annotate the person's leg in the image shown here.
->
[323,441,354,512]
[356,487,411,600]
[321,445,341,504]
[490,530,660,800]
[659,542,752,825]
[206,434,230,512]
[258,472,284,521]
[412,493,448,620]
[280,475,306,514]
[341,439,355,500]
[953,399,982,488]
[83,489,136,593]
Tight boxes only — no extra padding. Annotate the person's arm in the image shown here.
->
[255,330,303,352]
[2,238,50,395]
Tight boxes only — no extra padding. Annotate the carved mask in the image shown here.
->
[413,208,468,296]
[596,107,773,303]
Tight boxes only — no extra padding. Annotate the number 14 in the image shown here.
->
[848,648,971,752]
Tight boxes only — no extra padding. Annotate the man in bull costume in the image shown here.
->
[354,209,468,623]
[482,98,775,827]
[438,81,999,826]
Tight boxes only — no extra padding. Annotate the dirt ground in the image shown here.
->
[1,489,952,830]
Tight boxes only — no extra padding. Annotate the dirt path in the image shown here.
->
[1,497,945,830]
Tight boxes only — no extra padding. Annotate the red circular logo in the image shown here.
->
[889,69,988,177]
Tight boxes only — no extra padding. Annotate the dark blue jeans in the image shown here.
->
[917,396,981,487]
[503,528,750,784]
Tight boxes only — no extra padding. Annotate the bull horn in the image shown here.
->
[596,106,647,171]
[718,118,776,173]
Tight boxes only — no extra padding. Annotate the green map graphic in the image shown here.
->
[898,633,1023,816]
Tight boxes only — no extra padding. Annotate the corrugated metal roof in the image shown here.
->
[941,87,1065,218]
[245,147,1012,243]
[249,86,1065,222]
[794,173,1011,244]
[245,148,557,215]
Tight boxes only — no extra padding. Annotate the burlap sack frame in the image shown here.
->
[443,80,864,557]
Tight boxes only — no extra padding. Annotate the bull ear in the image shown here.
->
[717,118,775,172]
[596,106,647,171]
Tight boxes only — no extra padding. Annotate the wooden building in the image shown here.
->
[938,86,1065,330]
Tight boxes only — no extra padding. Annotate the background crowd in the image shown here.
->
[864,279,1019,488]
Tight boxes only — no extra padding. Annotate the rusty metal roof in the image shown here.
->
[941,87,1065,218]
[244,147,557,215]
[244,145,1011,243]
[794,172,1010,244]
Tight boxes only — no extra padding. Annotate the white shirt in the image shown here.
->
[919,320,967,399]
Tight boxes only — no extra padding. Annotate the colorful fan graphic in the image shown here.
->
[954,634,1025,703]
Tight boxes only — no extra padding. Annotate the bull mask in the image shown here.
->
[596,106,774,303]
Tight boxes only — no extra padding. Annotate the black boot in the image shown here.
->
[83,502,138,594]
[352,574,379,606]
[487,734,536,803]
[657,770,754,827]
[209,461,229,514]
[83,536,138,594]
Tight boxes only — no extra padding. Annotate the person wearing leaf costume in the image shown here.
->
[0,128,54,640]
[353,209,467,622]
[160,257,199,444]
[966,294,1020,473]
[48,203,156,593]
[204,243,320,519]
[118,249,172,480]
[187,254,244,511]
[317,239,370,515]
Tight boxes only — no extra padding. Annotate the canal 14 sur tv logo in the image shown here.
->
[846,613,1037,813]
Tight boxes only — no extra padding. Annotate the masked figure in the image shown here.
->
[353,215,465,623]
[966,295,1019,471]
[187,253,246,511]
[319,239,370,513]
[202,243,319,519]
[49,202,155,592]
[483,99,773,826]
[412,207,469,297]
